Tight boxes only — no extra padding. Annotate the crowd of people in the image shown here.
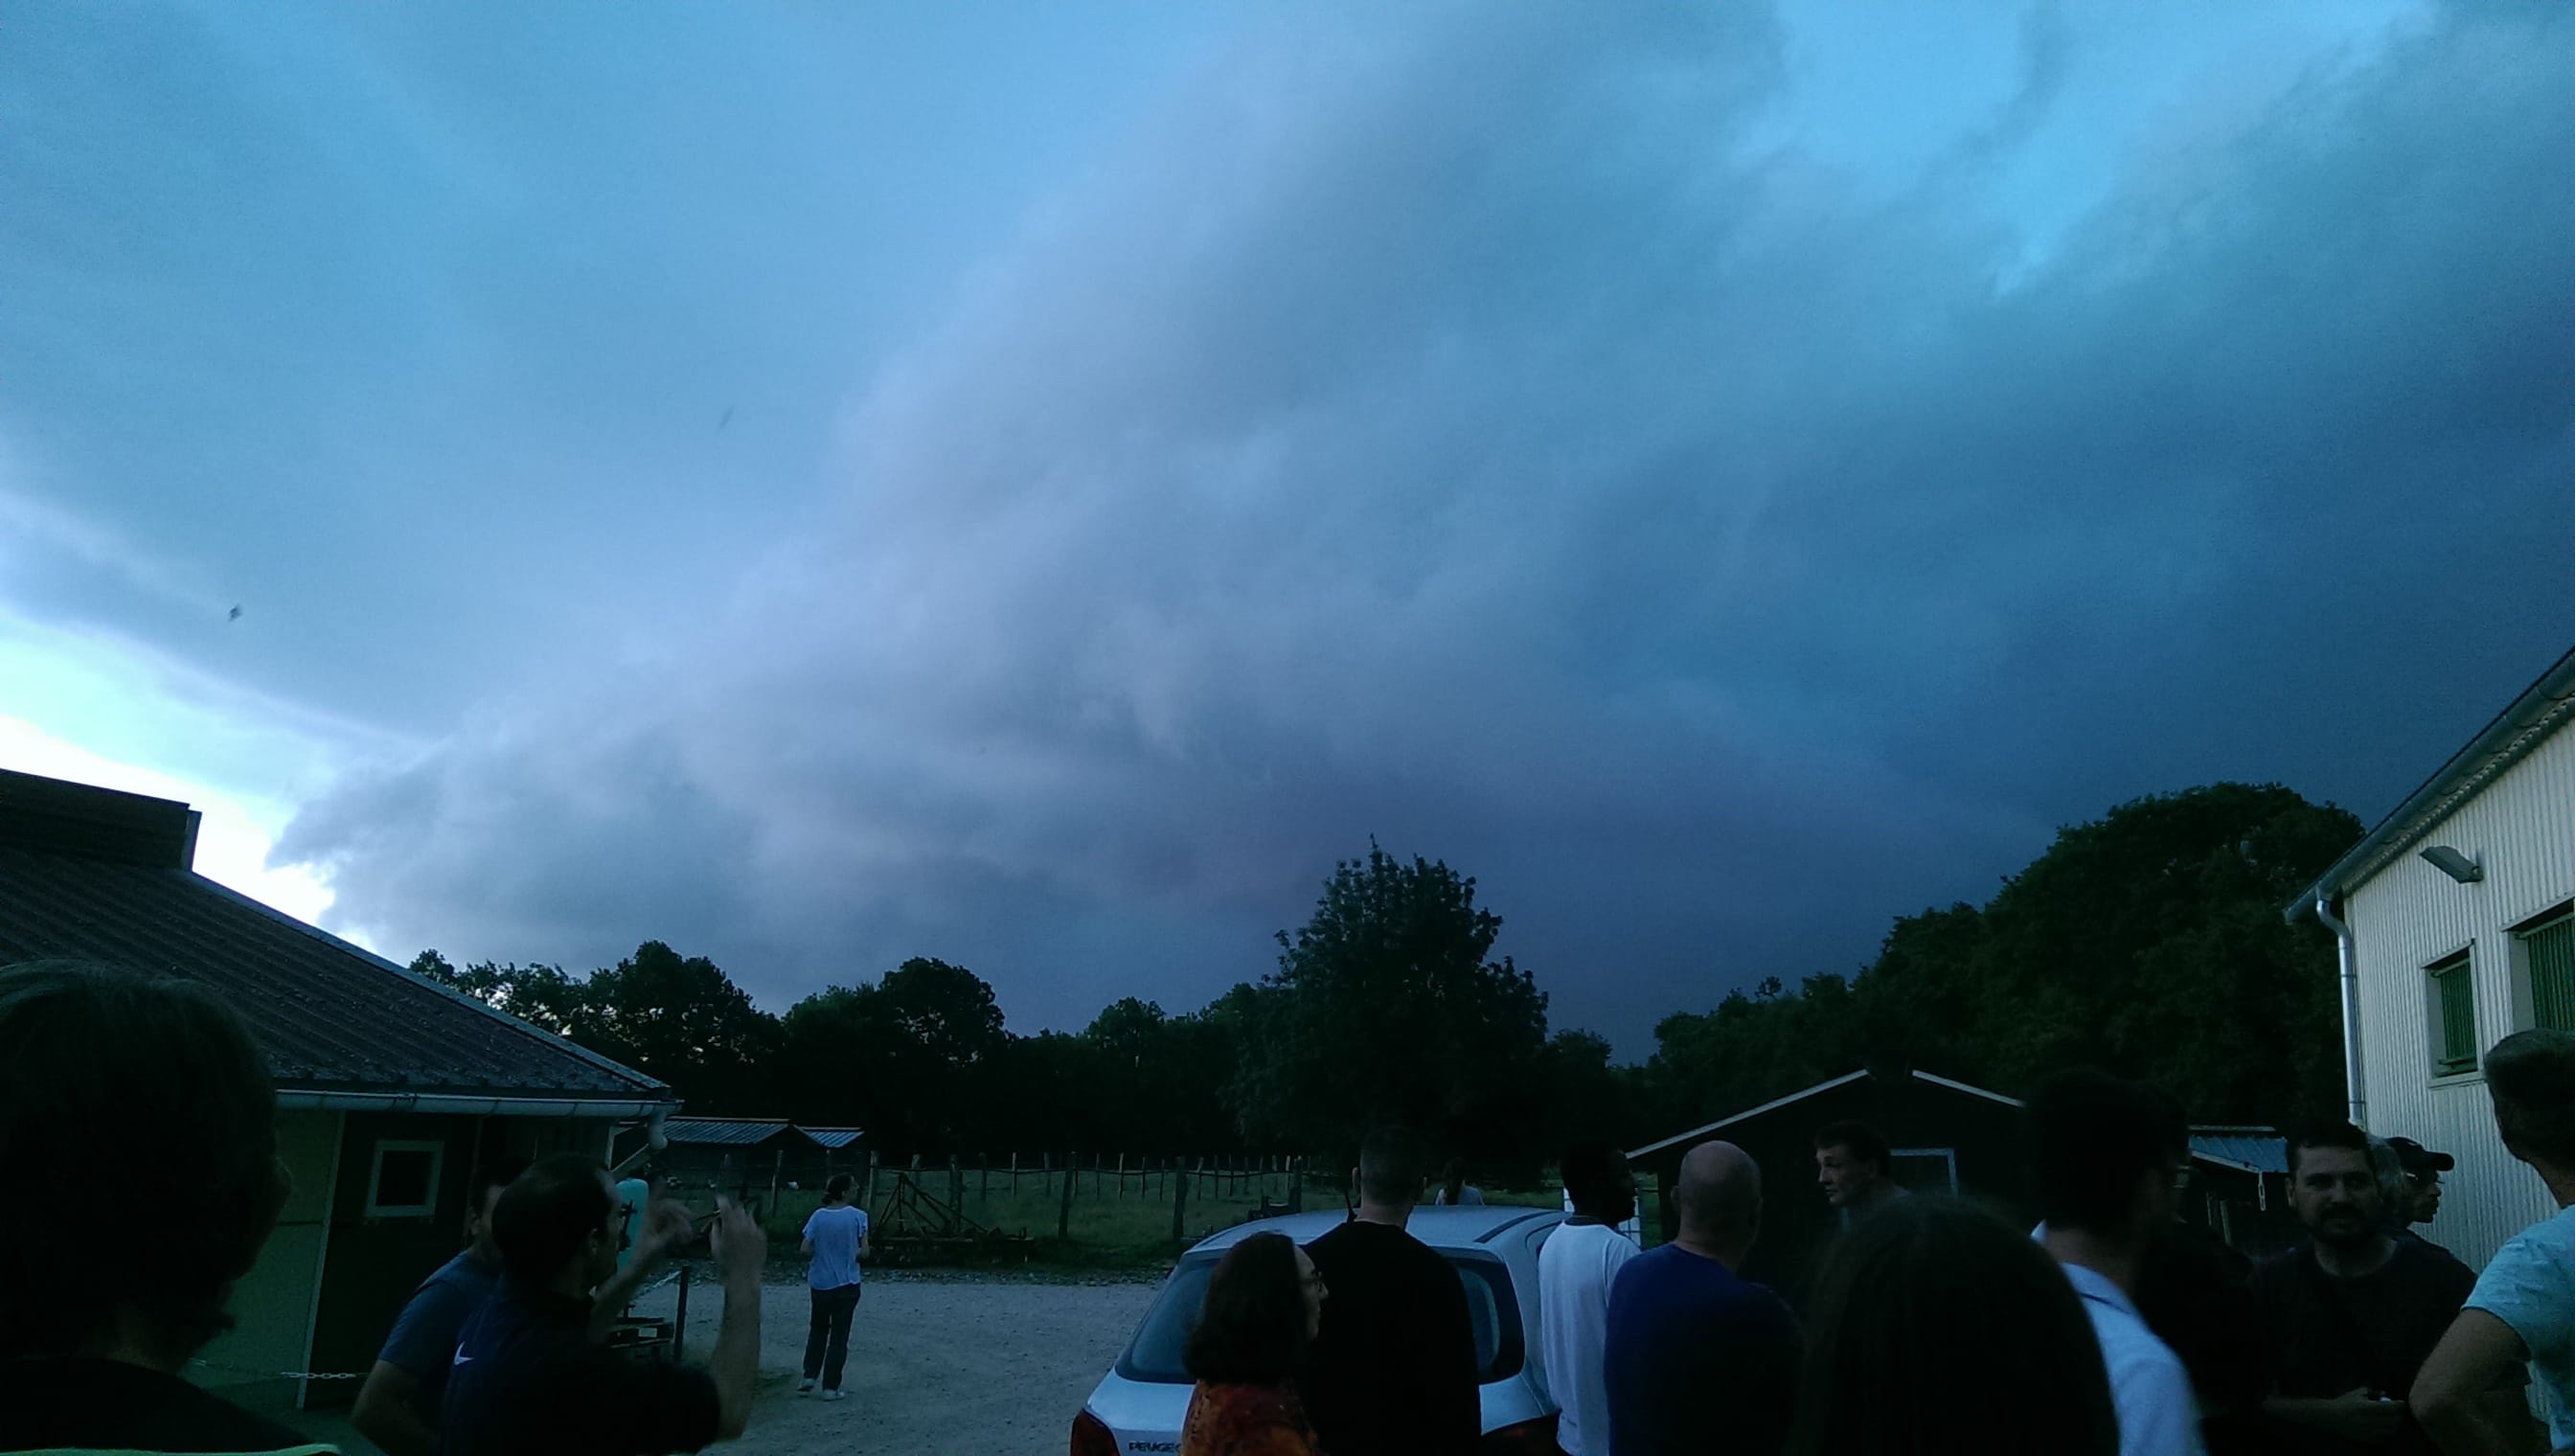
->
[0,958,870,1456]
[1172,1057,2575,1456]
[11,955,2575,1456]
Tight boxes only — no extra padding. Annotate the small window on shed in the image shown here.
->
[368,1140,444,1217]
[2428,952,2477,1078]
[2522,910,2575,1033]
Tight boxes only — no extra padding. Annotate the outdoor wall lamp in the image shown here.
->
[2421,845,2485,884]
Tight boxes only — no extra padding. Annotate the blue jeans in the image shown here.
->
[804,1284,860,1390]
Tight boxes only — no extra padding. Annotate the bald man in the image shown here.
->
[1602,1143,1801,1456]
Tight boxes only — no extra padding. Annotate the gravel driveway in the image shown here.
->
[626,1271,1163,1456]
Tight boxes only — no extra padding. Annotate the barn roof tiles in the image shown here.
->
[0,771,665,1105]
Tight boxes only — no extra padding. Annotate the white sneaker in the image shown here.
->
[796,1379,814,1396]
[820,1390,846,1402]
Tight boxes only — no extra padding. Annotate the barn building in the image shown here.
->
[1626,1068,2032,1309]
[0,768,675,1414]
[1629,1068,2296,1307]
[2290,642,2575,1272]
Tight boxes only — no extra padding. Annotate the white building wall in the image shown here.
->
[2347,721,2575,1273]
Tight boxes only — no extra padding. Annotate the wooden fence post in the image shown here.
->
[672,1264,692,1362]
[1058,1149,1077,1240]
[1172,1155,1190,1247]
[949,1154,962,1210]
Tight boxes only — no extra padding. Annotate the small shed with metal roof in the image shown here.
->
[650,1119,868,1196]
[0,768,676,1414]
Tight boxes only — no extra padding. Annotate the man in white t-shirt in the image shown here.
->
[797,1173,871,1401]
[2027,1069,2206,1456]
[2416,1030,2575,1455]
[1538,1143,1640,1456]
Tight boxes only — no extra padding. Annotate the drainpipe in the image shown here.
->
[2313,895,2366,1129]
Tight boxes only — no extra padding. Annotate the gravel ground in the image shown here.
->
[623,1270,1164,1456]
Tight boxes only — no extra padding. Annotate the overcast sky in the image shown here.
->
[6,1,2570,1057]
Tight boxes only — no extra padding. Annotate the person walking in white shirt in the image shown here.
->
[2026,1069,2206,1456]
[798,1174,870,1402]
[1538,1144,1639,1456]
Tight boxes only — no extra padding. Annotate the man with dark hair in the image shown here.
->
[796,1172,870,1400]
[358,1155,690,1456]
[2026,1069,2204,1456]
[2417,1030,2575,1455]
[440,1153,765,1456]
[1605,1140,1800,1456]
[1301,1126,1479,1456]
[1538,1143,1639,1456]
[353,1156,534,1456]
[2250,1122,2493,1456]
[0,959,325,1455]
[1812,1120,1903,1219]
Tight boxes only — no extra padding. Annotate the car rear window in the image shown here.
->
[1117,1249,1524,1384]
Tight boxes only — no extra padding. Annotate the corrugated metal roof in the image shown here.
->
[2191,1132,2288,1175]
[2290,643,2575,913]
[663,1118,796,1146]
[800,1126,865,1149]
[0,844,666,1102]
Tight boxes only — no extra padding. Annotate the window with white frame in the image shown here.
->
[2428,950,2477,1079]
[367,1140,444,1217]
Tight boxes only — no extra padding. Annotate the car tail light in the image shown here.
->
[1482,1414,1561,1453]
[1070,1408,1119,1456]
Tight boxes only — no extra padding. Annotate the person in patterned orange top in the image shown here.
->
[1180,1232,1331,1456]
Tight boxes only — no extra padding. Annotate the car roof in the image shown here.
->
[1187,1203,1565,1255]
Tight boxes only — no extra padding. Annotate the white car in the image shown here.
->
[1070,1204,1568,1455]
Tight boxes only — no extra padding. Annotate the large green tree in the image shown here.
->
[1643,783,2362,1132]
[574,942,783,1110]
[1236,843,1551,1170]
[777,957,1014,1154]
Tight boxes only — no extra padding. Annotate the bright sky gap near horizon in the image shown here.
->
[5,2,2571,1058]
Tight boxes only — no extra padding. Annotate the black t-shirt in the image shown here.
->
[439,1283,720,1456]
[2249,1239,2478,1456]
[1301,1219,1481,1456]
[0,1355,330,1454]
[2135,1220,2268,1415]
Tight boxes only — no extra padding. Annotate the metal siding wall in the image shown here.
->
[2349,724,2575,1273]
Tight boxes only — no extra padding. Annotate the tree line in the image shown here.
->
[413,782,2363,1171]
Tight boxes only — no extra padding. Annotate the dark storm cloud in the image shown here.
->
[280,4,2575,1049]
